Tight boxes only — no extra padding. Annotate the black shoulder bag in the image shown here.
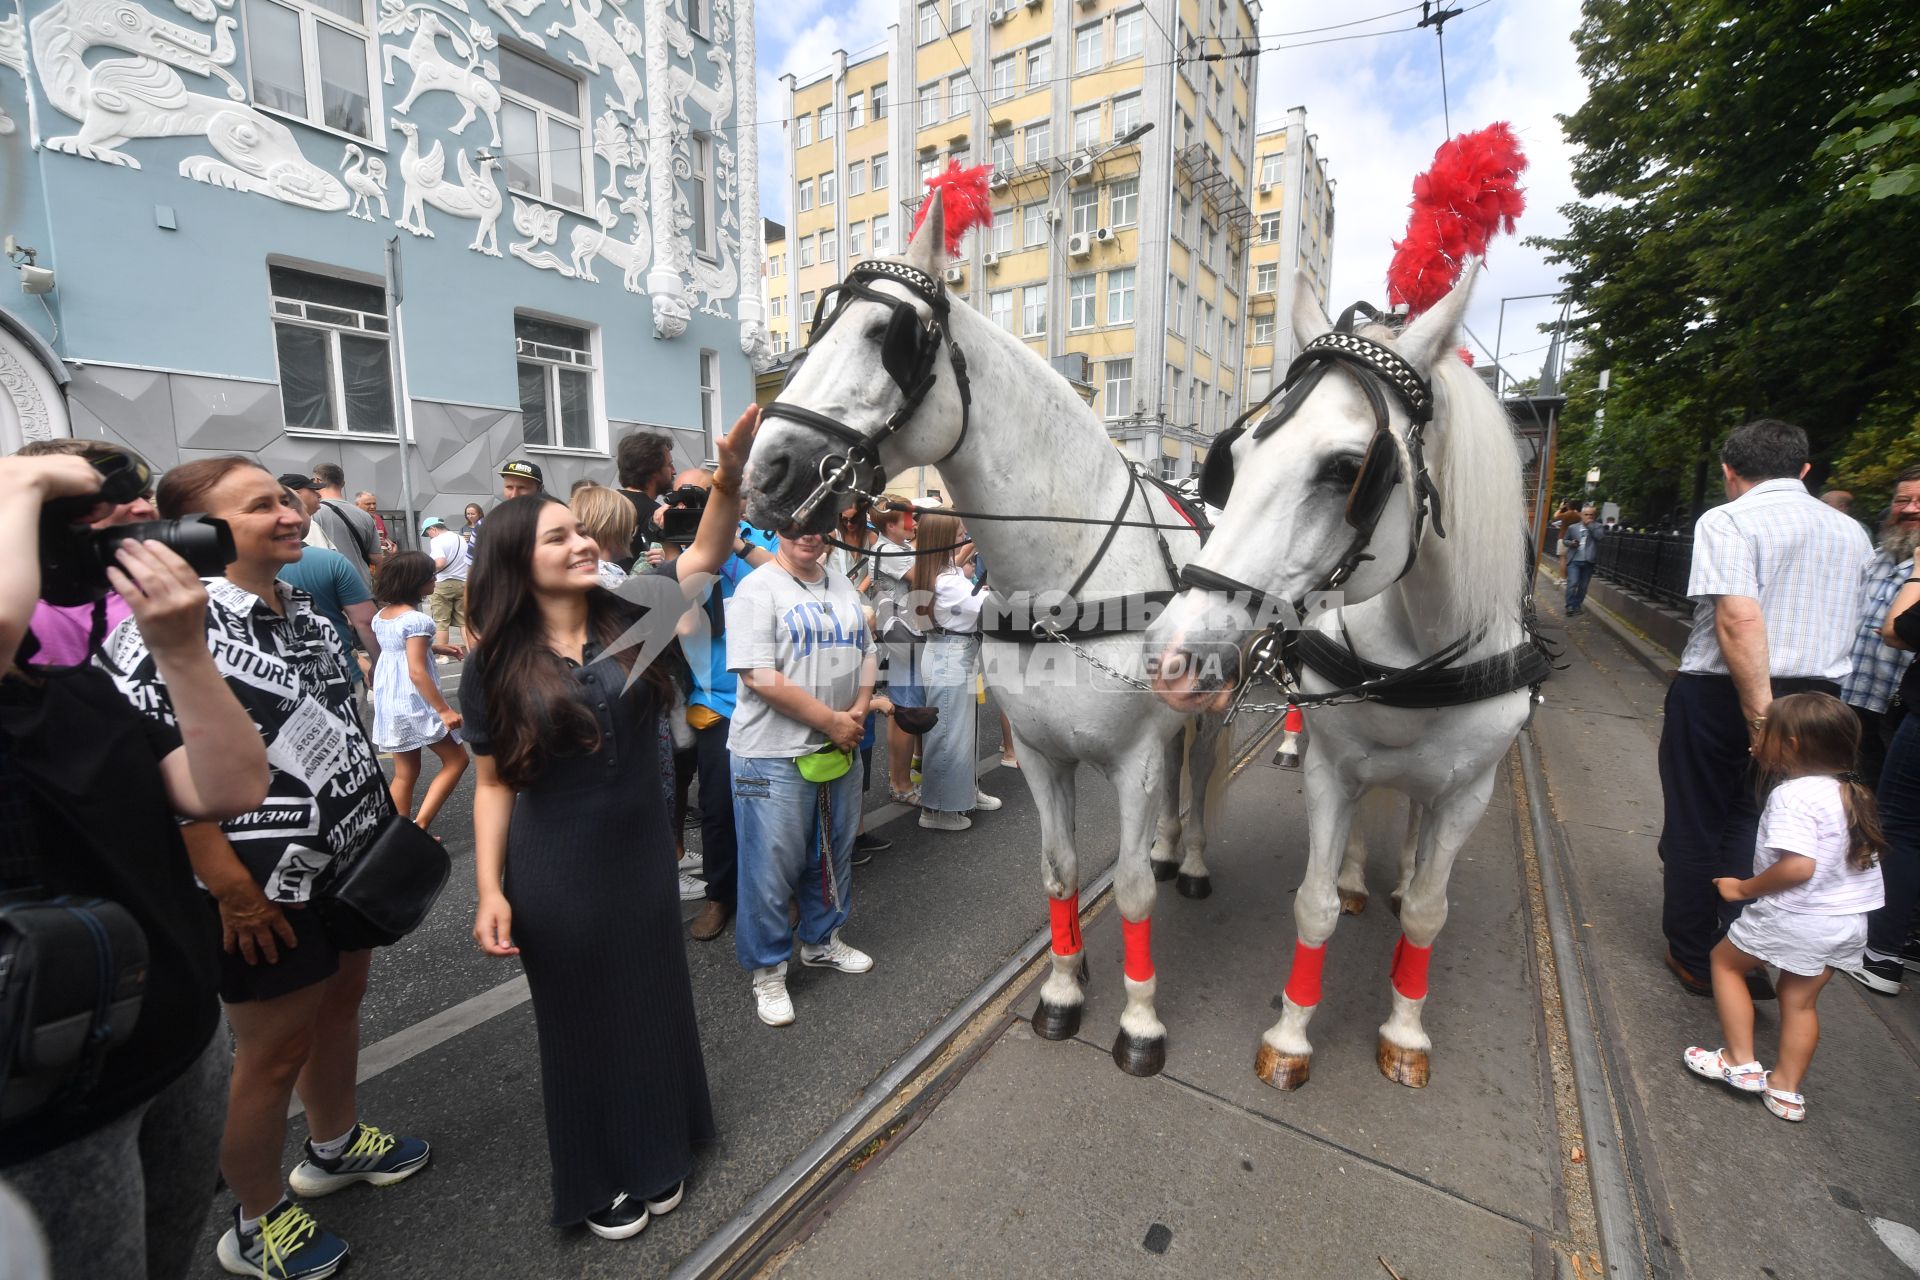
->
[315,810,451,951]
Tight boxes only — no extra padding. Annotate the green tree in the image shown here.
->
[1537,1,1920,513]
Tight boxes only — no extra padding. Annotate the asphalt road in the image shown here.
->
[188,687,1126,1278]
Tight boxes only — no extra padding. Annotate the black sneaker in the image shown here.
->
[1847,955,1904,996]
[851,832,890,865]
[586,1192,650,1240]
[644,1180,685,1215]
[1902,936,1920,974]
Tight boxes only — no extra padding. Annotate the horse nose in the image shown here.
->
[753,449,791,497]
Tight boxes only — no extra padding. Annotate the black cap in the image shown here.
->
[278,473,320,491]
[499,459,544,486]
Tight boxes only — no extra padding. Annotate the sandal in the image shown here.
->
[1763,1087,1806,1122]
[1682,1046,1768,1094]
[888,788,921,807]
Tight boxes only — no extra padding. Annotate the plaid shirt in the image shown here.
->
[1680,478,1874,679]
[1839,549,1915,713]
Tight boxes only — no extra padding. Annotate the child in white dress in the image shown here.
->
[371,551,468,833]
[1683,692,1886,1122]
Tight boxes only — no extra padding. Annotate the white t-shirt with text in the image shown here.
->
[725,562,871,758]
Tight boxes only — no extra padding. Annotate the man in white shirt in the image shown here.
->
[1657,419,1873,996]
[422,516,470,655]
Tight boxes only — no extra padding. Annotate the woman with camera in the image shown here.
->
[103,456,431,1280]
[0,452,270,1280]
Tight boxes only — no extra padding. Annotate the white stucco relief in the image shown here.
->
[730,0,773,370]
[572,109,650,288]
[482,0,545,50]
[508,197,577,275]
[340,144,391,221]
[642,0,690,337]
[0,11,25,136]
[393,119,503,254]
[379,3,503,147]
[30,0,348,210]
[547,0,645,119]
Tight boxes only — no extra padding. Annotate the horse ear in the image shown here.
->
[906,190,946,273]
[1292,273,1332,345]
[1396,259,1479,371]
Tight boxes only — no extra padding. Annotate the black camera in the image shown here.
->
[658,483,711,547]
[37,448,236,606]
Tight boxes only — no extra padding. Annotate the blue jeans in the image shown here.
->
[731,753,861,971]
[1565,560,1594,613]
[1869,714,1920,958]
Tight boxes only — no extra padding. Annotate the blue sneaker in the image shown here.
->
[288,1122,431,1197]
[216,1199,348,1279]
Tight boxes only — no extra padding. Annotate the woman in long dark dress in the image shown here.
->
[465,410,759,1238]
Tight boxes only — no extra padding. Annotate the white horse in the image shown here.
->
[745,193,1232,1076]
[1148,267,1539,1090]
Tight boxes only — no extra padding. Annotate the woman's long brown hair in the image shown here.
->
[467,494,673,788]
[1755,691,1884,871]
[905,512,963,630]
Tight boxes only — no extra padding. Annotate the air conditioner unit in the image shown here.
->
[988,6,1010,23]
[1075,0,1097,8]
[1051,351,1091,384]
[1093,226,1114,242]
[1025,0,1043,8]
[944,265,966,284]
[1044,208,1061,224]
[983,251,1001,266]
[1068,232,1091,257]
[1258,182,1272,193]
[989,170,1010,190]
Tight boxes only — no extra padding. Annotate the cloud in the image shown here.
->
[1255,0,1587,377]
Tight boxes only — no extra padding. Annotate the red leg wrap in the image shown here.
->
[1049,895,1082,957]
[1283,704,1305,733]
[1121,917,1153,983]
[1284,940,1327,1007]
[1391,935,1433,1001]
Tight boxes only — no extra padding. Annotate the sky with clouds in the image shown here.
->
[754,0,1589,378]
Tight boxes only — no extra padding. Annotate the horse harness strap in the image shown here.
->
[1284,629,1554,710]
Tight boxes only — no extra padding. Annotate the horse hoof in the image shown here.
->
[1150,859,1179,883]
[1111,1030,1166,1076]
[1032,1000,1082,1041]
[1176,872,1212,899]
[1377,1037,1431,1088]
[1339,889,1368,916]
[1254,1042,1312,1091]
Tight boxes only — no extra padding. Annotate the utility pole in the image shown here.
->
[1418,2,1465,136]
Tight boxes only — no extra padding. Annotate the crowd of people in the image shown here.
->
[0,403,1009,1275]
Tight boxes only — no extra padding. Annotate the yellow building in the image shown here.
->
[1242,106,1335,406]
[769,1,1262,490]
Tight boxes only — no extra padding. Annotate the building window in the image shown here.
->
[1179,195,1193,242]
[991,208,1014,253]
[245,0,377,140]
[1027,41,1052,85]
[1072,107,1100,153]
[952,0,974,27]
[799,236,814,267]
[770,296,783,317]
[819,169,836,205]
[690,132,715,256]
[1023,202,1048,246]
[872,152,890,188]
[921,154,941,183]
[991,56,1017,102]
[817,106,834,140]
[801,289,816,318]
[1070,187,1098,238]
[1107,267,1135,325]
[1259,211,1282,242]
[1249,366,1272,398]
[1026,119,1052,164]
[1022,287,1047,337]
[1159,455,1178,483]
[797,113,813,147]
[918,1,939,44]
[1109,177,1138,227]
[1199,217,1214,261]
[1069,274,1096,330]
[768,254,782,278]
[699,349,721,456]
[797,178,814,211]
[688,0,711,39]
[919,84,942,129]
[950,76,971,119]
[990,289,1013,331]
[1171,279,1186,334]
[849,221,865,257]
[1113,7,1145,61]
[848,161,866,196]
[270,266,394,435]
[820,229,837,262]
[872,82,889,119]
[1195,299,1211,352]
[499,46,587,208]
[1073,21,1103,72]
[1255,262,1277,292]
[847,92,865,129]
[872,213,891,251]
[1112,94,1141,142]
[515,314,597,451]
[1104,358,1133,415]
[991,132,1015,172]
[1221,321,1236,366]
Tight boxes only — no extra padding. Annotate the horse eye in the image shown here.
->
[863,322,889,342]
[1322,456,1362,488]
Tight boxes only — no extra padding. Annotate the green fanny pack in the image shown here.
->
[796,744,853,784]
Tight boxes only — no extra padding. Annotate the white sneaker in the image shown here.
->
[920,809,971,831]
[435,655,451,666]
[678,871,706,902]
[679,853,704,876]
[752,964,794,1026]
[972,789,1003,812]
[801,931,875,974]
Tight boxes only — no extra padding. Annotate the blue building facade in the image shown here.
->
[0,0,771,533]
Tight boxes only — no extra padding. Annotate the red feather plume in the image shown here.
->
[1387,123,1528,316]
[913,160,996,260]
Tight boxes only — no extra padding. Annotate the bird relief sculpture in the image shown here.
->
[546,0,645,120]
[392,119,502,255]
[482,0,545,49]
[379,2,503,147]
[29,0,347,210]
[509,197,576,276]
[340,144,390,221]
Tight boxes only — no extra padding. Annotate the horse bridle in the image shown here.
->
[1180,306,1446,611]
[761,259,973,528]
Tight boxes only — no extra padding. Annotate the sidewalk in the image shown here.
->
[1531,584,1920,1279]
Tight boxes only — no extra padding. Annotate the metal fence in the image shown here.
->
[1591,530,1694,608]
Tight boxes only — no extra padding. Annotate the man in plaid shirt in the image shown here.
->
[1656,420,1873,997]
[1839,464,1920,786]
